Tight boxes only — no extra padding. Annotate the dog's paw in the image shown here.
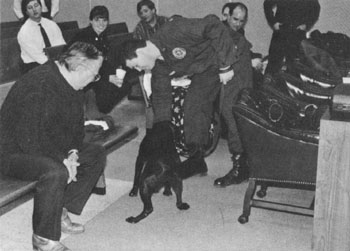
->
[163,189,172,196]
[177,202,190,210]
[129,188,138,197]
[126,216,138,224]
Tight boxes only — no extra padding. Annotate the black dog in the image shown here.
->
[129,121,179,197]
[126,121,207,223]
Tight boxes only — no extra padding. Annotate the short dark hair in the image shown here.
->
[59,42,102,71]
[137,0,156,13]
[89,5,109,21]
[222,2,248,21]
[120,39,147,63]
[21,0,41,19]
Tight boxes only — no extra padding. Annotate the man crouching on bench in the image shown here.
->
[0,42,106,251]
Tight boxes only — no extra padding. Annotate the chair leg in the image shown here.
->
[256,182,268,198]
[309,196,315,210]
[238,179,257,224]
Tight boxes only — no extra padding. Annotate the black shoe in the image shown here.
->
[178,157,208,179]
[214,153,249,187]
[193,157,208,176]
[92,187,106,195]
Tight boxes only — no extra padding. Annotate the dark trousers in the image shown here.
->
[86,66,136,115]
[1,143,106,241]
[92,81,130,114]
[265,28,306,74]
[183,66,221,147]
[221,82,244,154]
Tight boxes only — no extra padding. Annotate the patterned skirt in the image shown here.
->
[171,86,189,156]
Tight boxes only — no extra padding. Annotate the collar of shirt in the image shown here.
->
[86,25,108,42]
[26,17,50,28]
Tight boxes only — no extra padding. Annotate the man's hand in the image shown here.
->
[219,70,234,85]
[109,75,123,88]
[297,24,307,31]
[252,58,263,71]
[63,151,80,184]
[273,22,282,31]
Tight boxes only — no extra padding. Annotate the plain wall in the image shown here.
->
[1,0,350,56]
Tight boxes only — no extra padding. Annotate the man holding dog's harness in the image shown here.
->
[214,3,254,187]
[122,14,237,176]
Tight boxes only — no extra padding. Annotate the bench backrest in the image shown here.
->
[62,28,80,43]
[1,26,21,39]
[0,37,21,84]
[106,22,129,36]
[0,21,22,29]
[0,21,22,40]
[44,44,66,61]
[57,21,79,31]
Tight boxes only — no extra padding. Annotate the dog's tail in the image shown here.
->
[175,157,208,179]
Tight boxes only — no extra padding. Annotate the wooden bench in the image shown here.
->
[0,125,138,215]
[0,21,22,40]
[44,44,66,60]
[0,20,22,29]
[0,37,21,84]
[106,22,129,36]
[57,21,79,31]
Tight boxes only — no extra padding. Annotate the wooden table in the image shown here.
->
[313,110,350,251]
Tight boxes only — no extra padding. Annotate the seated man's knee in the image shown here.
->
[81,143,107,171]
[93,144,106,159]
[40,162,68,186]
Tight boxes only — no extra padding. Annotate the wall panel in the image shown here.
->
[1,0,349,57]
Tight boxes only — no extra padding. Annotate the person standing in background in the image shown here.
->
[133,0,168,41]
[264,0,320,75]
[214,2,253,187]
[133,0,168,131]
[14,0,60,22]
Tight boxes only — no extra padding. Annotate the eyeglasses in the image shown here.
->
[92,73,101,82]
[81,63,101,82]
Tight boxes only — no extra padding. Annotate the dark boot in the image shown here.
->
[177,157,208,179]
[214,153,249,187]
[181,144,208,178]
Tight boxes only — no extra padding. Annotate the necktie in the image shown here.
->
[38,23,51,48]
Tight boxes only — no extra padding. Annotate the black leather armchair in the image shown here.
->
[233,88,319,224]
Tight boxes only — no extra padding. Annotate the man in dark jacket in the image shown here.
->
[0,42,106,251]
[214,2,253,187]
[122,15,237,176]
[264,0,321,74]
